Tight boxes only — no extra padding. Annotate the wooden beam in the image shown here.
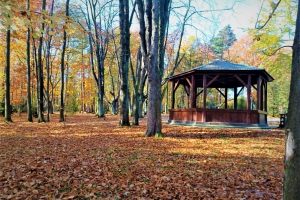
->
[252,84,257,90]
[257,75,261,110]
[174,80,180,91]
[186,77,192,87]
[184,85,190,96]
[206,75,220,88]
[171,81,175,109]
[203,75,207,122]
[247,75,251,124]
[264,80,268,112]
[197,89,203,97]
[184,85,190,108]
[234,87,237,109]
[247,75,251,110]
[216,88,225,97]
[234,74,247,86]
[191,75,196,108]
[237,86,244,96]
[187,94,190,108]
[203,75,207,109]
[225,88,228,109]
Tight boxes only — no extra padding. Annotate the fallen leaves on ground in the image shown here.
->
[0,113,284,199]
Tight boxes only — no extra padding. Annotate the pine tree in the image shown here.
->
[210,25,236,59]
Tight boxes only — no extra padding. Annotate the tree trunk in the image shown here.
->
[138,97,145,118]
[46,0,55,122]
[97,67,105,118]
[59,0,70,122]
[147,0,170,136]
[26,0,33,122]
[98,96,104,116]
[5,20,12,122]
[139,68,147,118]
[284,2,300,199]
[145,71,161,137]
[118,0,130,126]
[132,92,139,125]
[131,47,143,124]
[37,0,46,123]
[111,99,118,115]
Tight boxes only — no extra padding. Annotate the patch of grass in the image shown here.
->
[146,156,152,161]
[96,193,103,197]
[155,132,163,139]
[58,186,71,193]
[142,177,150,183]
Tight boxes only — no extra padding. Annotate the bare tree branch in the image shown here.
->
[255,0,282,29]
[263,45,293,56]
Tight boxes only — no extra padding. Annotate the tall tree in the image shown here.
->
[5,14,12,122]
[45,0,55,122]
[250,1,298,197]
[130,46,146,125]
[210,24,236,60]
[59,0,70,122]
[118,0,130,126]
[81,0,114,118]
[136,0,171,137]
[26,0,33,122]
[37,0,47,123]
[284,1,300,199]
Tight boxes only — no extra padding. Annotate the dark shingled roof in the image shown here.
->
[166,60,274,83]
[196,60,262,71]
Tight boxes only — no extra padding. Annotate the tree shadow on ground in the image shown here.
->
[163,127,284,139]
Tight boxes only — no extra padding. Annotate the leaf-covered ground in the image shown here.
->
[0,114,284,199]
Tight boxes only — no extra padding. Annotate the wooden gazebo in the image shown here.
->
[167,60,274,127]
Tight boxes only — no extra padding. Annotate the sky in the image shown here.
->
[165,0,265,42]
[130,0,293,43]
[221,0,262,39]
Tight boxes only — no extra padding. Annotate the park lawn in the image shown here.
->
[0,113,284,199]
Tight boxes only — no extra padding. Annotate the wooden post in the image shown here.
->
[234,87,237,109]
[225,88,228,109]
[247,75,251,124]
[203,75,207,122]
[264,80,267,111]
[203,75,207,109]
[247,75,251,110]
[186,85,190,108]
[257,75,262,110]
[261,79,264,110]
[191,75,196,108]
[171,81,175,109]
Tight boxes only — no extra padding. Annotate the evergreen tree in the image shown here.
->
[210,25,236,59]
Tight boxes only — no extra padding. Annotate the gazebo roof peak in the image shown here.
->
[196,60,262,71]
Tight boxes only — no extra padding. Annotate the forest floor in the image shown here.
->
[0,113,284,199]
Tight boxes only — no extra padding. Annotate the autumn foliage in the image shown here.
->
[0,114,284,199]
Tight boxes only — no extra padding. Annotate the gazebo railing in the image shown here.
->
[169,108,268,126]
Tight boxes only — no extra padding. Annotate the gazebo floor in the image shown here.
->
[167,121,278,129]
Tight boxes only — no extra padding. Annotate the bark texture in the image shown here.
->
[284,2,300,199]
[136,0,171,136]
[119,0,130,126]
[86,0,109,118]
[59,0,70,122]
[5,20,12,122]
[131,47,143,125]
[37,0,46,123]
[26,0,33,122]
